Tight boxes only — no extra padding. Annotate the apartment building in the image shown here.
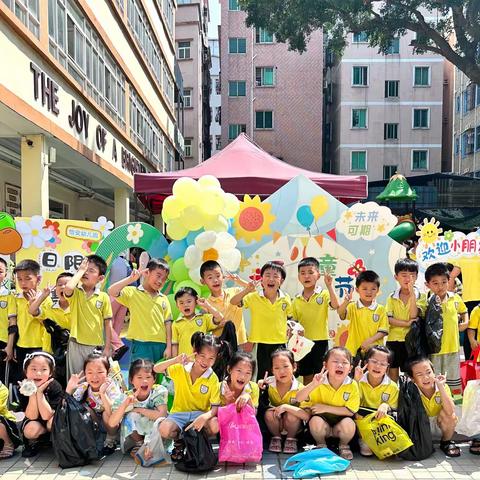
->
[325,31,453,181]
[0,0,181,222]
[176,0,211,167]
[453,69,480,176]
[219,0,323,170]
[209,38,221,154]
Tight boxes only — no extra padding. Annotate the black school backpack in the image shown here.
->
[174,425,217,473]
[52,394,100,468]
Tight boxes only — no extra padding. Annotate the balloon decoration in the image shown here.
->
[296,205,314,231]
[0,212,22,255]
[162,176,240,241]
[294,194,331,234]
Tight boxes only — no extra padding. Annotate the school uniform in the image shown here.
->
[172,313,217,355]
[358,373,399,415]
[220,380,259,407]
[292,287,331,376]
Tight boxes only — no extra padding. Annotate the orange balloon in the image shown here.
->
[0,228,23,254]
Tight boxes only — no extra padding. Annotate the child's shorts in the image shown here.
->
[313,413,352,428]
[131,340,166,363]
[298,340,328,377]
[386,341,408,369]
[167,411,204,429]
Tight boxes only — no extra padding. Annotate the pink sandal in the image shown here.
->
[283,438,298,454]
[268,436,282,453]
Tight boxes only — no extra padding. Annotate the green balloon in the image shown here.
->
[167,294,180,321]
[170,258,189,282]
[0,212,15,230]
[173,280,202,296]
[200,285,211,298]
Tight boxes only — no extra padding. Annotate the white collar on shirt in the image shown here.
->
[359,373,391,387]
[356,299,378,310]
[137,285,161,296]
[322,375,353,386]
[391,286,420,300]
[267,376,299,391]
[184,361,214,379]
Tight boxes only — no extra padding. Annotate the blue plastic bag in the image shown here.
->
[283,447,350,479]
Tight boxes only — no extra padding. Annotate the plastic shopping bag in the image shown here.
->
[287,321,314,361]
[355,413,413,459]
[283,448,350,479]
[135,417,171,467]
[108,359,127,391]
[218,403,263,463]
[456,379,480,437]
[460,347,480,391]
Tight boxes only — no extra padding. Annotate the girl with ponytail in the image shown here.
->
[154,332,228,461]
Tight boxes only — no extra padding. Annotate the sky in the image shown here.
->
[208,0,221,39]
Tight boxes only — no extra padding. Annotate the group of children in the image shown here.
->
[0,251,479,463]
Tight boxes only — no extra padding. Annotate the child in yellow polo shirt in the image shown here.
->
[354,346,399,456]
[154,332,228,461]
[296,346,359,460]
[0,258,16,381]
[261,349,310,454]
[64,255,113,377]
[13,259,52,378]
[386,258,421,381]
[406,357,459,457]
[108,258,172,363]
[172,287,224,356]
[220,351,259,409]
[293,257,339,384]
[200,260,249,347]
[417,263,468,394]
[467,303,480,356]
[231,261,294,381]
[337,270,388,359]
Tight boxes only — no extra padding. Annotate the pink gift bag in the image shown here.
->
[218,403,263,463]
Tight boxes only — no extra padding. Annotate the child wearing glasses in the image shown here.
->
[354,346,399,456]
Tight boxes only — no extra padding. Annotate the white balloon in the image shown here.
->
[195,231,217,250]
[184,245,202,269]
[220,248,241,270]
[189,267,202,284]
[215,231,237,250]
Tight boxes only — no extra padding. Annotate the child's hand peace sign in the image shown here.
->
[434,372,447,387]
[245,281,258,293]
[354,360,368,382]
[66,371,86,394]
[130,268,148,282]
[313,366,327,386]
[324,273,333,287]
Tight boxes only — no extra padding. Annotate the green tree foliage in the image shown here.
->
[240,1,480,84]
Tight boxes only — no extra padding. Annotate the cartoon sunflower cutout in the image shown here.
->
[233,195,276,243]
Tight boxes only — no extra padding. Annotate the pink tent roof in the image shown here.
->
[135,134,368,214]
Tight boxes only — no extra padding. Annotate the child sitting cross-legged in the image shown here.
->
[296,347,360,460]
[109,359,168,456]
[406,357,459,457]
[354,346,399,456]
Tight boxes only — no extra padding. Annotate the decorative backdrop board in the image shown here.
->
[232,175,405,345]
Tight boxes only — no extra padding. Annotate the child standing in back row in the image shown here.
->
[417,263,468,394]
[0,258,16,381]
[231,261,293,381]
[386,258,421,381]
[108,258,172,363]
[200,260,249,347]
[292,257,339,384]
[64,256,113,377]
[337,270,388,359]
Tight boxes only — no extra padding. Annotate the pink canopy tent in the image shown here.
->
[134,134,368,214]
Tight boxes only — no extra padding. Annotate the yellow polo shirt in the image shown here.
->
[344,301,388,355]
[386,288,424,342]
[451,257,480,303]
[469,306,480,360]
[209,287,247,345]
[0,383,15,422]
[220,380,259,407]
[172,313,217,355]
[358,374,399,410]
[0,286,16,343]
[267,376,308,408]
[419,384,452,417]
[292,288,330,341]
[116,285,172,343]
[67,286,112,346]
[167,362,220,413]
[243,291,293,344]
[307,376,360,414]
[15,293,52,348]
[417,292,467,355]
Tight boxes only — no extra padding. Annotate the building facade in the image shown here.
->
[209,37,221,154]
[453,69,480,177]
[176,0,211,167]
[0,0,181,224]
[219,0,323,170]
[325,31,453,181]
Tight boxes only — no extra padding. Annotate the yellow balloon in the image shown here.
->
[198,175,221,190]
[167,220,188,240]
[200,188,225,216]
[204,215,228,232]
[172,177,200,203]
[311,195,329,220]
[180,206,204,231]
[224,193,240,218]
[162,196,185,221]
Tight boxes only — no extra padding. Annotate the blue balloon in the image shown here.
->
[167,239,188,260]
[296,205,314,229]
[186,229,203,246]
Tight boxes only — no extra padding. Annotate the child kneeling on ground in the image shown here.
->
[296,347,359,460]
[406,357,460,457]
